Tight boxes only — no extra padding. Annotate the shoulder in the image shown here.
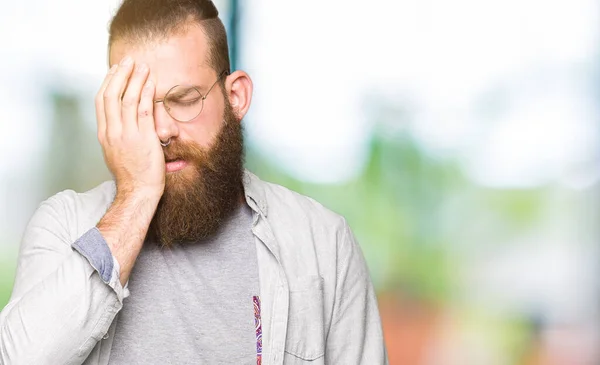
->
[245,172,351,272]
[253,176,347,234]
[35,180,116,239]
[46,180,115,214]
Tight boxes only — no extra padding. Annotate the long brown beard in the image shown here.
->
[147,100,244,248]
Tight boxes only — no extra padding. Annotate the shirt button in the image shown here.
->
[103,333,110,340]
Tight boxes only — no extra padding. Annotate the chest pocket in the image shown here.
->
[284,275,326,362]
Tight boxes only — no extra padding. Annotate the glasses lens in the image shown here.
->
[164,86,203,122]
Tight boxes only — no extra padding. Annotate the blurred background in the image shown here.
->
[1,0,599,364]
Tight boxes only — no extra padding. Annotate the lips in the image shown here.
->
[165,159,188,173]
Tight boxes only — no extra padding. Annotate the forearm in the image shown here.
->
[96,189,160,286]
[0,251,123,365]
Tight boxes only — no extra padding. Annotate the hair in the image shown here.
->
[108,0,231,75]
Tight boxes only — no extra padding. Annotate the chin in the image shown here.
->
[165,166,198,190]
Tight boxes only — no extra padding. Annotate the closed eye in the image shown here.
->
[169,97,202,106]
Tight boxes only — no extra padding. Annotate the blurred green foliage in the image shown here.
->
[0,249,17,309]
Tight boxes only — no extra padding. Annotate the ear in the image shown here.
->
[224,70,253,120]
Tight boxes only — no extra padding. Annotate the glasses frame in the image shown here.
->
[154,70,229,122]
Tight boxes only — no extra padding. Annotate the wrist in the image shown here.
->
[116,184,163,203]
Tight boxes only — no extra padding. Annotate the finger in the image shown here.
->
[138,79,156,136]
[104,56,134,141]
[95,65,118,141]
[121,63,150,132]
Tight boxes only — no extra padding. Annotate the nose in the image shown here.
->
[153,102,179,144]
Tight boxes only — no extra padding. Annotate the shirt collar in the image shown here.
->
[243,169,268,217]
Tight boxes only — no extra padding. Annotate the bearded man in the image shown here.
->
[0,1,387,364]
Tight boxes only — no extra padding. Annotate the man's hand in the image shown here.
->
[94,56,165,285]
[96,56,165,198]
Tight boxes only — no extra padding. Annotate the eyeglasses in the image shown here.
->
[154,70,228,122]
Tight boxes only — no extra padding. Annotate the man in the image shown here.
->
[0,1,387,364]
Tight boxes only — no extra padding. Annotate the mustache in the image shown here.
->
[161,120,228,166]
[163,140,207,162]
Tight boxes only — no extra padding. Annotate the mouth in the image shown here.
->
[165,155,183,162]
[165,158,188,173]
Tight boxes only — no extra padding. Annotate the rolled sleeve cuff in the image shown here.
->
[72,227,115,284]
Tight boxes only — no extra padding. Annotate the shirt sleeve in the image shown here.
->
[325,219,389,365]
[0,192,126,365]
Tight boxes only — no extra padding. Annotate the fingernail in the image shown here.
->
[144,79,154,90]
[108,65,118,74]
[121,56,133,66]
